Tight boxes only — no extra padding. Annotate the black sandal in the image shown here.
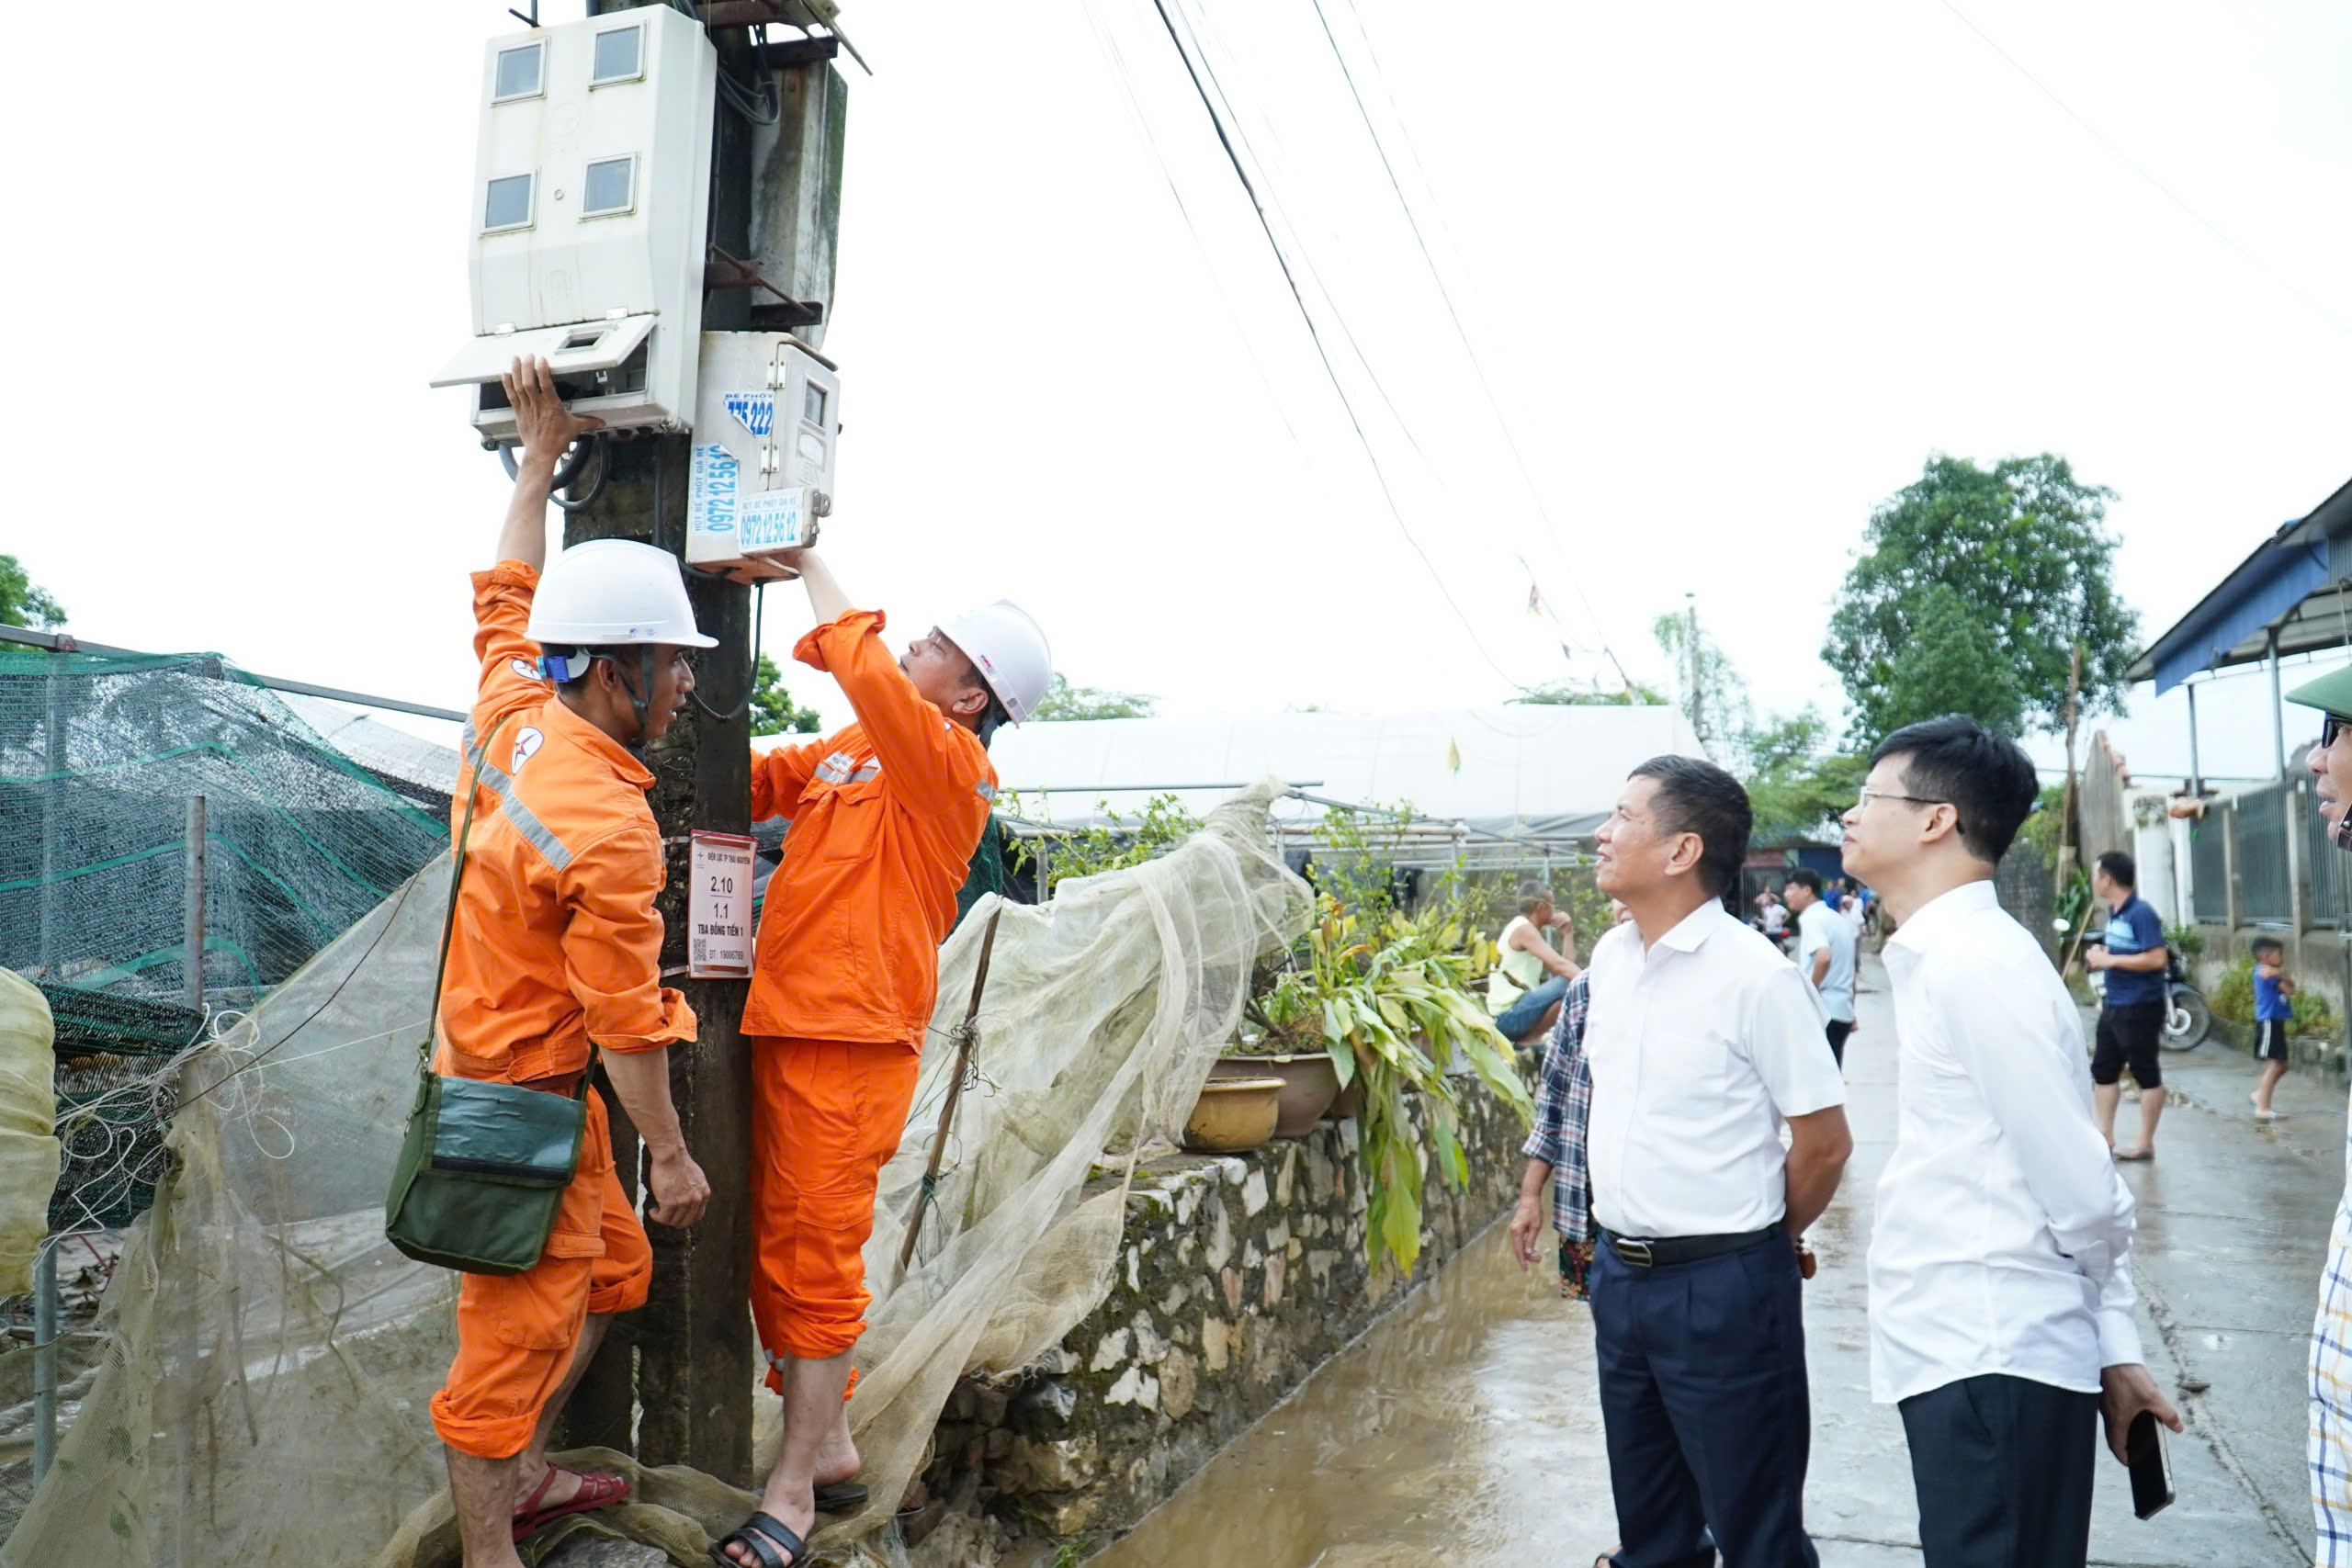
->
[814,1481,867,1514]
[709,1511,809,1568]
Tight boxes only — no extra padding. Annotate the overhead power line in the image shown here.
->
[1136,0,1532,690]
[1936,0,2352,338]
[1308,0,1638,694]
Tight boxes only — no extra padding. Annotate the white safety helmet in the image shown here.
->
[940,600,1053,725]
[526,539,718,651]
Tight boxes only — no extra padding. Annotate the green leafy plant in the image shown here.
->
[1258,897,1532,1277]
[2016,784,2071,858]
[1305,802,1410,929]
[2211,953,2336,1038]
[1007,794,1202,900]
[2163,923,2204,963]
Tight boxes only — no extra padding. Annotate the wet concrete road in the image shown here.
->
[1099,953,2335,1566]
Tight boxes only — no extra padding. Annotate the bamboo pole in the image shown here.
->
[895,906,1005,1282]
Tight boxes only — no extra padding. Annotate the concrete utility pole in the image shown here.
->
[558,0,846,1484]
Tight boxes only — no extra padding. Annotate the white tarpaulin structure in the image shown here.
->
[972,704,1707,833]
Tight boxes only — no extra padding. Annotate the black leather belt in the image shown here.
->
[1600,1225,1779,1268]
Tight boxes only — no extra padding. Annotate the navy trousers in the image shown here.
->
[1590,1231,1818,1568]
[1897,1374,2098,1568]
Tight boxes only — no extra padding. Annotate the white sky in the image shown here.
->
[9,1,2351,787]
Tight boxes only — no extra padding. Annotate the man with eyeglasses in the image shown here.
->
[2288,675,2352,1563]
[1841,714,2177,1568]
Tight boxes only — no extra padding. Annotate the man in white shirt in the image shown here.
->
[1840,715,2180,1567]
[1783,868,1858,1066]
[1584,756,1853,1568]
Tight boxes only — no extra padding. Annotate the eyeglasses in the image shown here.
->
[2325,714,2351,748]
[1853,787,1951,812]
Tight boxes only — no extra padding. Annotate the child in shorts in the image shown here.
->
[2253,937,2293,1122]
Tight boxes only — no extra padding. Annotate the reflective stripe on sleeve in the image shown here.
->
[461,723,578,873]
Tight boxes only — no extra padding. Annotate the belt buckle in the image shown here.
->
[1614,1235,1655,1267]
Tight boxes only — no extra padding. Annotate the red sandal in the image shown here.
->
[513,1464,631,1542]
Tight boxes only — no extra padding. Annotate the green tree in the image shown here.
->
[0,556,65,629]
[1741,711,1866,840]
[1510,679,1668,706]
[1825,454,2136,746]
[1878,582,2026,738]
[1030,673,1156,722]
[749,655,822,738]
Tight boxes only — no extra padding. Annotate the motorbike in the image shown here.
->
[2082,937,2213,1050]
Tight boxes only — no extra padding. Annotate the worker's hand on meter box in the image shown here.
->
[645,1142,711,1228]
[500,355,605,468]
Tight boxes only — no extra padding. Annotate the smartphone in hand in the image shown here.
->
[2128,1409,2175,1520]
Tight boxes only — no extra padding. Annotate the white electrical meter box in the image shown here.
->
[684,333,842,581]
[430,7,718,444]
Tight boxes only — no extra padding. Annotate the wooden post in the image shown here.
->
[2055,643,2082,910]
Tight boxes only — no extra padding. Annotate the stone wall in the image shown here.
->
[901,1064,1531,1563]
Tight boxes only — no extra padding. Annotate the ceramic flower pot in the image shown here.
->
[1214,1053,1342,1137]
[1182,1077,1284,1154]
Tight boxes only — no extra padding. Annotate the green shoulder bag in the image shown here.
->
[384,715,596,1275]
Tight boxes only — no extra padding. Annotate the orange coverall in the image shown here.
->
[744,608,996,1382]
[428,562,697,1460]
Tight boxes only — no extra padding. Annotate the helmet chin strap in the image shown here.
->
[601,649,660,757]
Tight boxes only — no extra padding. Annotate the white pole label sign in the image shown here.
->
[688,829,757,979]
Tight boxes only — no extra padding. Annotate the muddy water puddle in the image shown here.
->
[1095,1224,1619,1568]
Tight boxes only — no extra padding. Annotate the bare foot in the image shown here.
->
[814,1429,861,1491]
[511,1460,588,1515]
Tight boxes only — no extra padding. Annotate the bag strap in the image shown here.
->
[420,713,514,1077]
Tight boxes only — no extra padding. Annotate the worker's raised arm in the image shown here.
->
[492,357,604,575]
[469,358,609,735]
[785,551,993,817]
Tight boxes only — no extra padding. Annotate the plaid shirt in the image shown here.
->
[2314,1108,2352,1561]
[1521,974,1592,1244]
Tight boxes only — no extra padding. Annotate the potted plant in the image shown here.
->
[1269,897,1532,1276]
[1215,961,1346,1135]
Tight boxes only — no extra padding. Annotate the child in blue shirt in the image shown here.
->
[2253,937,2294,1122]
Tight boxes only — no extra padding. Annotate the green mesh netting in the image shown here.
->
[0,649,448,1010]
[954,815,1021,931]
[2,648,450,1235]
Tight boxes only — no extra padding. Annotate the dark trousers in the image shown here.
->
[1824,1021,1852,1067]
[1591,1232,1817,1568]
[1898,1375,2098,1568]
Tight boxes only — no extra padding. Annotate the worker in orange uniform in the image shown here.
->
[435,357,716,1568]
[711,550,1051,1568]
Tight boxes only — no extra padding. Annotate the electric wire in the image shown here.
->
[1136,0,1529,691]
[1935,0,2351,338]
[1159,1,1445,479]
[689,580,763,723]
[1077,1,1303,447]
[670,0,782,124]
[1313,0,1637,693]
